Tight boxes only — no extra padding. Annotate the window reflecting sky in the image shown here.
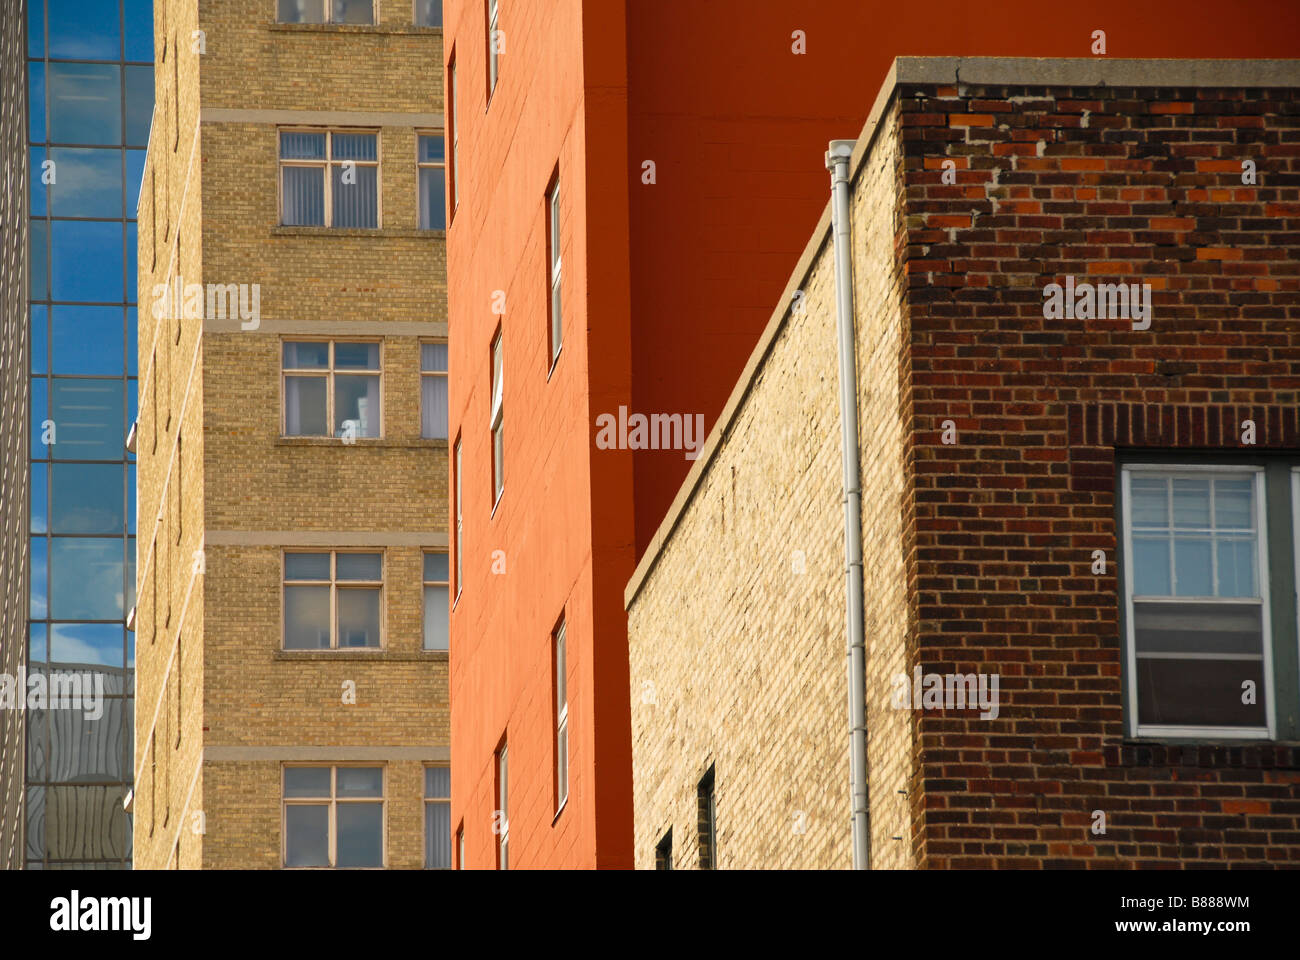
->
[26,0,152,870]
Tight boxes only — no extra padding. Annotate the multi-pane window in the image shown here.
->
[283,766,384,868]
[655,829,672,871]
[424,767,451,869]
[283,552,383,650]
[554,618,568,810]
[282,340,381,439]
[1121,464,1273,737]
[277,0,374,24]
[417,135,447,230]
[423,552,449,650]
[495,741,509,869]
[486,0,500,97]
[421,342,448,439]
[279,130,379,228]
[453,437,463,599]
[547,176,562,365]
[414,0,442,26]
[490,331,504,504]
[697,766,716,870]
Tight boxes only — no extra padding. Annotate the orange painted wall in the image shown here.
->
[445,0,635,868]
[448,0,1300,868]
[627,0,1300,552]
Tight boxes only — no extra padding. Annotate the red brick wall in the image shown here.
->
[903,80,1300,867]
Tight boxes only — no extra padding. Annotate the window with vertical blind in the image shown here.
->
[1120,458,1300,740]
[424,766,451,869]
[420,341,448,439]
[279,130,379,228]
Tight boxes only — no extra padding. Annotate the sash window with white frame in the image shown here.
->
[1121,464,1272,738]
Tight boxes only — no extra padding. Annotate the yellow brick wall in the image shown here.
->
[625,102,914,869]
[135,0,447,870]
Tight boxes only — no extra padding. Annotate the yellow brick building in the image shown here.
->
[134,0,449,869]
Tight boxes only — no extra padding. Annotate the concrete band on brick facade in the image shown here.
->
[625,55,1300,610]
[200,108,445,127]
[204,746,450,762]
[202,319,448,335]
[205,531,449,547]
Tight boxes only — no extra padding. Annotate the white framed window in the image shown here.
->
[414,0,441,27]
[423,552,449,650]
[554,617,568,811]
[1121,464,1273,739]
[421,341,448,439]
[424,766,451,869]
[495,741,508,869]
[417,134,447,230]
[547,174,562,368]
[282,340,381,439]
[490,330,504,505]
[279,129,379,228]
[277,0,373,24]
[453,436,463,601]
[486,0,500,97]
[283,551,384,650]
[283,765,384,868]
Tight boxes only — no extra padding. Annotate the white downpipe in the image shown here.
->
[826,139,869,870]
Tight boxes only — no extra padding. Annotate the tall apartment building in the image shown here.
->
[13,0,154,871]
[133,0,450,869]
[442,0,1297,868]
[627,57,1300,869]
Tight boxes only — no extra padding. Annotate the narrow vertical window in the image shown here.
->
[546,173,562,367]
[423,552,449,650]
[417,134,447,230]
[697,766,716,870]
[453,436,463,599]
[420,341,448,439]
[424,766,451,869]
[655,829,672,870]
[175,432,182,543]
[175,632,182,748]
[495,741,509,869]
[554,617,568,811]
[171,35,178,151]
[486,0,499,97]
[448,56,459,214]
[456,822,465,869]
[489,331,504,505]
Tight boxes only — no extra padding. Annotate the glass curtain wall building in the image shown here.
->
[25,0,152,869]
